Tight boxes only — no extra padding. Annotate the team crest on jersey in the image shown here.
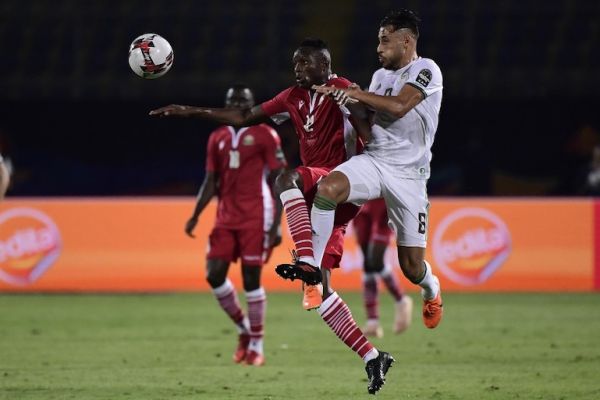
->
[401,70,409,80]
[218,141,225,150]
[298,100,305,110]
[242,135,255,146]
[416,69,432,87]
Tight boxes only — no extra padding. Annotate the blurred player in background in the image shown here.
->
[0,153,9,200]
[150,39,393,395]
[312,9,444,333]
[183,84,286,366]
[353,198,413,338]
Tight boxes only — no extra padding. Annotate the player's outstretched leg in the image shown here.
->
[365,351,395,394]
[319,291,393,394]
[275,250,322,284]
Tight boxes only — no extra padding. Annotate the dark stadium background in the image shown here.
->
[1,0,598,197]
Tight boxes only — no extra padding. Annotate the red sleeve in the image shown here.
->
[205,131,218,172]
[259,125,287,170]
[327,76,352,89]
[260,88,292,116]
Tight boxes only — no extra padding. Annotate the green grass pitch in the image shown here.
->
[1,292,599,399]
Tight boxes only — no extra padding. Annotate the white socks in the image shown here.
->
[418,260,440,300]
[310,204,335,267]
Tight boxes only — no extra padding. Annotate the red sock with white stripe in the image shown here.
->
[280,188,316,266]
[212,279,249,334]
[319,292,379,363]
[246,287,266,354]
[380,264,404,302]
[363,272,379,322]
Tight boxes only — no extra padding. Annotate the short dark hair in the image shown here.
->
[299,37,329,50]
[380,9,421,38]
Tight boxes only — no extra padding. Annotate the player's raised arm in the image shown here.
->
[150,84,271,127]
[149,104,269,128]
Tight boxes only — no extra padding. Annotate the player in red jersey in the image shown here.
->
[182,85,286,367]
[353,198,413,338]
[150,39,394,395]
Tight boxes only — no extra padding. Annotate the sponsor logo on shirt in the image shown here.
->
[0,208,62,286]
[432,208,511,285]
[416,69,432,87]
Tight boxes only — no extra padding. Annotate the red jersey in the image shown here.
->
[260,75,363,168]
[206,124,286,230]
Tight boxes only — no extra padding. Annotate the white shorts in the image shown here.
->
[334,154,430,247]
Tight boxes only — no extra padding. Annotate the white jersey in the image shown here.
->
[367,57,443,179]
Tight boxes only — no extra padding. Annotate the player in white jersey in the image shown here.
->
[311,9,444,329]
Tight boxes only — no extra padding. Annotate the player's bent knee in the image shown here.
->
[365,262,384,274]
[317,173,350,204]
[206,273,226,289]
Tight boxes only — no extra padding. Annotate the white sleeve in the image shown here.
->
[405,58,442,98]
[368,69,384,92]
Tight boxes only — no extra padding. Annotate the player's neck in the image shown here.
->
[397,51,418,69]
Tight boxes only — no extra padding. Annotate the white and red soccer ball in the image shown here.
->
[128,33,174,79]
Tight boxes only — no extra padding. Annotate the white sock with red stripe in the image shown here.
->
[213,279,249,334]
[310,194,336,266]
[280,188,316,266]
[246,287,266,354]
[319,292,379,363]
[363,272,379,321]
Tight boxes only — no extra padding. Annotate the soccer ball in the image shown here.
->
[128,33,174,79]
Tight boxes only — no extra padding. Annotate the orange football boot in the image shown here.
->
[302,283,323,310]
[422,278,443,329]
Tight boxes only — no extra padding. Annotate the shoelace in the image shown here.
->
[290,249,299,263]
[424,300,442,314]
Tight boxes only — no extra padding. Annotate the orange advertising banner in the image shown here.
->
[0,198,596,292]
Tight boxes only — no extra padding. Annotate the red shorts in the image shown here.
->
[207,227,270,266]
[353,198,393,247]
[297,166,361,269]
